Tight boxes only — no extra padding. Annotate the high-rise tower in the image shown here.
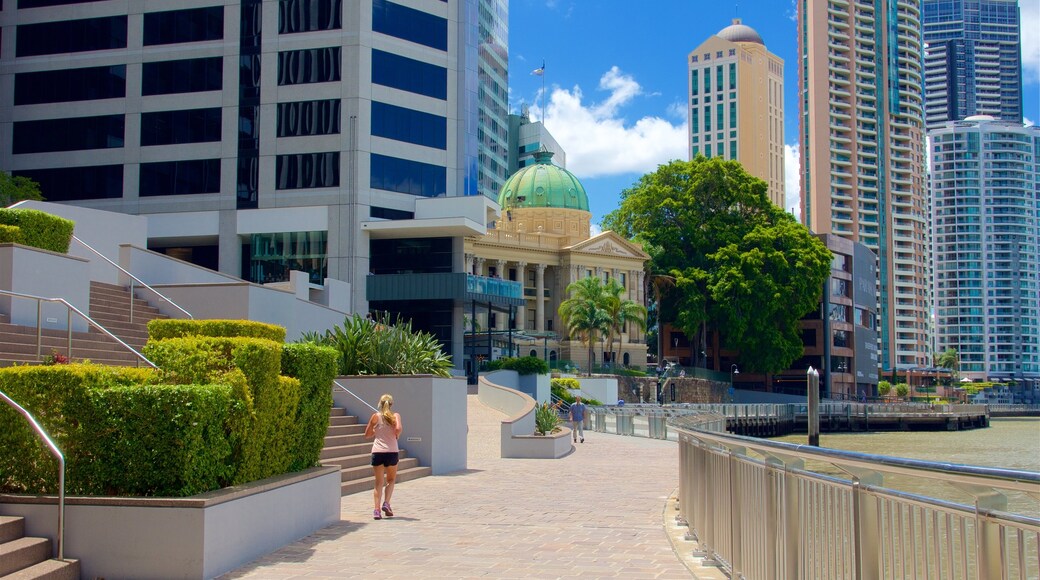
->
[923,0,1023,128]
[477,0,509,198]
[798,0,930,372]
[930,117,1039,383]
[687,19,785,208]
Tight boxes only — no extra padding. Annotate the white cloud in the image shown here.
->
[786,0,797,21]
[530,67,687,179]
[1025,117,1035,127]
[1022,1,1040,83]
[784,144,801,220]
[589,223,603,237]
[665,100,688,122]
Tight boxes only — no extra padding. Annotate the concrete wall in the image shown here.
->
[0,244,90,333]
[0,467,340,580]
[575,377,619,404]
[13,201,148,286]
[332,376,467,475]
[519,373,550,404]
[478,377,572,459]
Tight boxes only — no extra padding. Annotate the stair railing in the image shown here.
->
[71,235,193,323]
[0,389,66,560]
[332,380,378,413]
[0,289,157,368]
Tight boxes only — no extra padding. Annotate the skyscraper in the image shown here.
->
[687,19,785,208]
[923,0,1023,128]
[930,116,1039,383]
[0,0,503,365]
[478,0,509,198]
[798,0,930,372]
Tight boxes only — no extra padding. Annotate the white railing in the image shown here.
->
[672,416,1040,579]
[0,389,66,560]
[72,235,192,322]
[0,289,156,367]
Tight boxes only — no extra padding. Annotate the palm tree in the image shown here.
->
[602,278,647,367]
[559,276,612,375]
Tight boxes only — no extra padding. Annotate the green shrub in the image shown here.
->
[302,313,452,377]
[148,319,286,343]
[551,378,580,391]
[282,343,338,471]
[550,379,603,406]
[534,402,561,435]
[487,356,549,376]
[877,380,892,397]
[0,224,22,244]
[895,383,910,397]
[0,208,73,253]
[0,364,160,495]
[77,384,235,496]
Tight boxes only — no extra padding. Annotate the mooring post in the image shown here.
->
[807,366,820,446]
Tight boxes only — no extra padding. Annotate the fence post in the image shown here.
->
[841,466,883,580]
[949,483,1007,580]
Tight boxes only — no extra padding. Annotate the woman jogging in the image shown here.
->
[364,394,402,520]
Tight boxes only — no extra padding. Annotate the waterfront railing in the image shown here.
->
[671,415,1040,579]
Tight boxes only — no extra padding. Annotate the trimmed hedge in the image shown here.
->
[485,356,549,376]
[148,319,286,343]
[282,342,338,471]
[0,208,74,253]
[0,224,22,244]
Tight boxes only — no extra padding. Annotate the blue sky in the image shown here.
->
[507,0,1040,226]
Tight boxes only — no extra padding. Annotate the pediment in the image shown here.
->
[567,231,649,259]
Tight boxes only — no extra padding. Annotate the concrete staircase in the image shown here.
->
[0,516,79,580]
[0,282,166,367]
[321,407,432,496]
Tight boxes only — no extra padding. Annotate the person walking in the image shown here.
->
[364,394,402,520]
[569,396,587,443]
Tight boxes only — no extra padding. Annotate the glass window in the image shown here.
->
[279,0,342,33]
[717,103,724,129]
[371,0,447,51]
[690,70,699,96]
[730,141,736,160]
[13,115,124,154]
[729,63,736,89]
[142,57,223,95]
[277,99,341,137]
[371,102,446,149]
[144,7,223,46]
[371,50,447,100]
[141,108,222,146]
[16,15,127,57]
[370,153,445,197]
[690,107,699,132]
[140,159,221,196]
[15,65,125,105]
[703,68,710,93]
[249,231,327,284]
[370,237,452,274]
[716,142,723,157]
[277,47,341,85]
[18,0,96,6]
[370,206,414,220]
[716,65,723,91]
[704,106,711,131]
[833,329,849,348]
[276,152,340,189]
[729,102,737,128]
[13,165,123,201]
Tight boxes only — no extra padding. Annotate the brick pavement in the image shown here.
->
[221,396,705,579]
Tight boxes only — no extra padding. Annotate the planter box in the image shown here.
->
[0,243,90,333]
[0,466,341,580]
[479,377,573,459]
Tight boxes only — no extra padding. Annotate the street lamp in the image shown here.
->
[730,364,739,402]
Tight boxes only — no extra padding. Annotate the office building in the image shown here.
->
[0,0,514,369]
[923,0,1023,128]
[478,0,509,198]
[507,107,566,172]
[687,19,785,208]
[930,116,1039,383]
[798,0,930,372]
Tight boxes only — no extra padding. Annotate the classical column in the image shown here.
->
[515,262,527,331]
[475,257,485,277]
[465,253,474,274]
[536,263,546,332]
[495,259,507,279]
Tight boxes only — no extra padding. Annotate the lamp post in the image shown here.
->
[730,364,739,402]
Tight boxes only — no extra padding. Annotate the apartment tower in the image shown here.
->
[922,0,1023,128]
[930,117,1039,383]
[688,19,785,208]
[798,0,930,372]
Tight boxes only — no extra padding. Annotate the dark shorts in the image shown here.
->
[371,452,400,467]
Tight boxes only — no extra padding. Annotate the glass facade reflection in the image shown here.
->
[249,231,328,284]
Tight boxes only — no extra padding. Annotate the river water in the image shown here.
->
[771,417,1040,517]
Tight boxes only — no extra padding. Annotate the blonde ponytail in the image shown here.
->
[378,394,396,428]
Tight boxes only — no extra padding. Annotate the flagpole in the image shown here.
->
[540,59,545,125]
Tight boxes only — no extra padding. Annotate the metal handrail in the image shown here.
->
[0,289,156,368]
[72,235,192,322]
[0,389,66,560]
[332,380,377,413]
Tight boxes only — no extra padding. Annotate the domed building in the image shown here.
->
[464,150,649,372]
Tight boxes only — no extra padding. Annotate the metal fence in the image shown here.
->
[671,416,1040,579]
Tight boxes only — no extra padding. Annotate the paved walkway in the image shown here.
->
[221,396,706,579]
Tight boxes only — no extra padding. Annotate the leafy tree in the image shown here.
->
[0,172,43,207]
[934,348,959,383]
[603,157,832,373]
[559,276,613,375]
[877,380,892,397]
[602,277,647,366]
[895,383,910,398]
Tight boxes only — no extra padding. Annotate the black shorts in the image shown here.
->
[371,452,400,467]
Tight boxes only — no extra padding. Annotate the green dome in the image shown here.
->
[497,151,589,212]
